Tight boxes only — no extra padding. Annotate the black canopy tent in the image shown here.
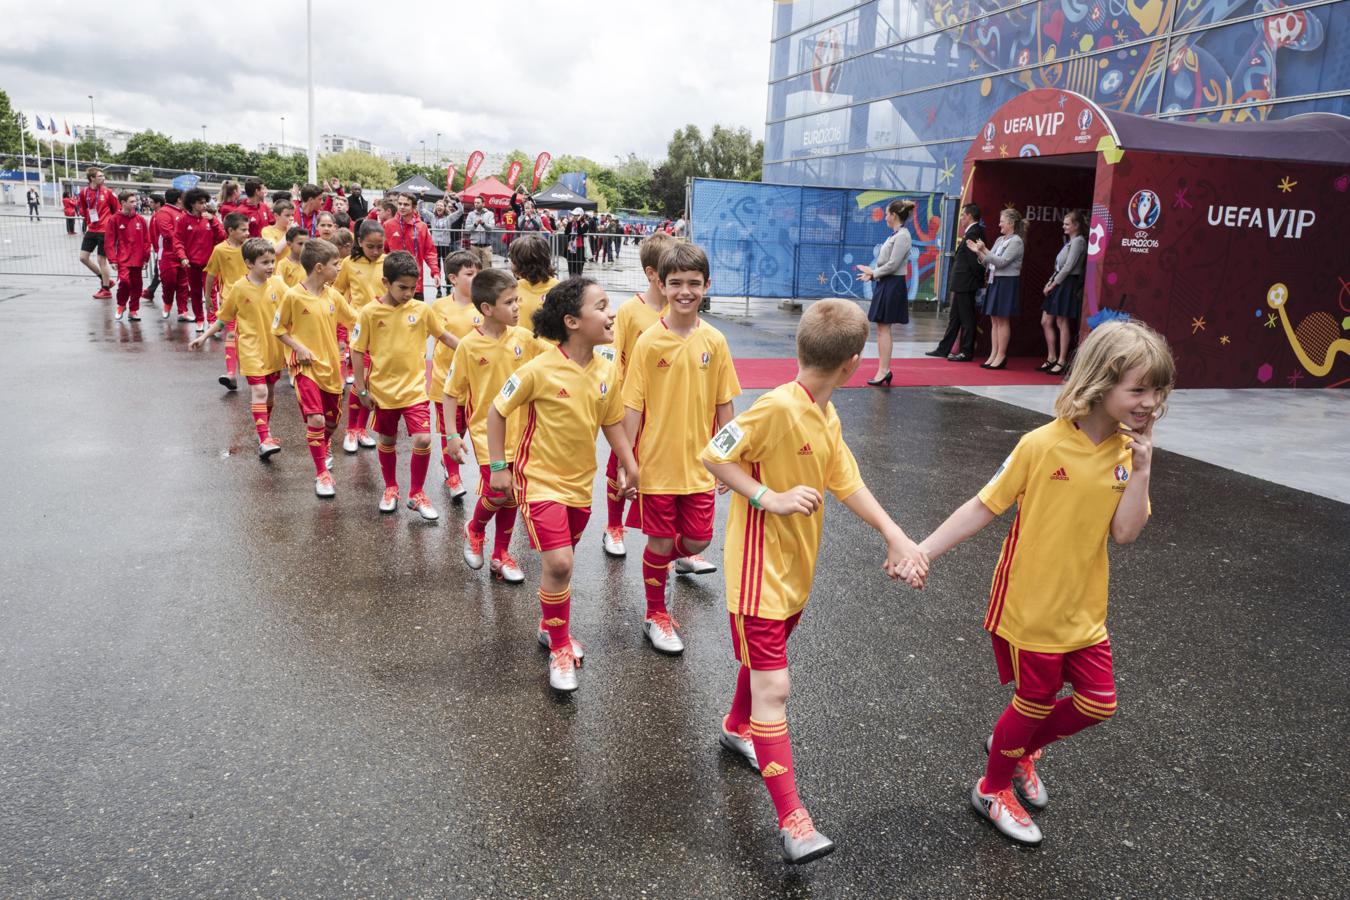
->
[531,182,597,211]
[386,173,446,201]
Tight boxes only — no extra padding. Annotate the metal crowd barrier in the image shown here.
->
[0,208,91,277]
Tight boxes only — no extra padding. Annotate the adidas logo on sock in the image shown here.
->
[1050,467,1069,481]
[556,388,570,398]
[1000,747,1026,758]
[644,578,661,586]
[657,358,670,368]
[543,617,566,627]
[760,762,789,777]
[797,443,813,455]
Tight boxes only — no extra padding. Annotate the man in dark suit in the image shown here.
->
[927,203,985,361]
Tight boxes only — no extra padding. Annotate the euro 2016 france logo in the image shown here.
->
[406,314,416,324]
[1078,109,1093,130]
[983,122,996,143]
[599,382,608,396]
[1126,190,1161,230]
[1115,464,1129,482]
[700,351,710,368]
[514,344,523,358]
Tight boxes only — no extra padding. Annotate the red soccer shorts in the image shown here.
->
[374,400,431,437]
[477,464,517,504]
[523,500,591,552]
[626,490,715,540]
[245,371,281,387]
[295,374,341,421]
[992,634,1116,695]
[730,611,802,672]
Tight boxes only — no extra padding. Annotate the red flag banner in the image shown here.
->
[506,160,523,189]
[464,150,485,187]
[531,152,552,191]
[445,164,457,192]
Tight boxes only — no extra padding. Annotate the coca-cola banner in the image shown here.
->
[506,160,523,189]
[531,152,552,191]
[464,151,485,187]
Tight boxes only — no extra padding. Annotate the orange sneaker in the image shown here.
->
[378,486,400,513]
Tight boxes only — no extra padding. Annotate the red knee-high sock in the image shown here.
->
[493,502,517,559]
[470,493,500,536]
[749,717,802,826]
[410,444,431,494]
[250,403,270,442]
[605,452,624,528]
[539,586,571,650]
[305,425,327,476]
[642,546,674,617]
[1027,691,1117,754]
[435,402,454,473]
[983,693,1054,792]
[347,393,363,431]
[726,666,752,732]
[377,442,398,489]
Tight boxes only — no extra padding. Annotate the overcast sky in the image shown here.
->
[2,0,772,162]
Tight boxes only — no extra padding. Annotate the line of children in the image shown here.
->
[277,228,308,287]
[149,188,189,320]
[106,190,151,322]
[621,242,741,654]
[175,187,226,331]
[350,250,458,520]
[334,220,387,454]
[507,233,559,333]
[443,267,542,584]
[188,238,287,458]
[205,212,252,390]
[429,251,483,501]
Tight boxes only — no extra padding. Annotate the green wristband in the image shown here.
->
[749,485,768,509]
[489,460,509,472]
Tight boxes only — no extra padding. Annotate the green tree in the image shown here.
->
[0,90,24,156]
[703,125,762,181]
[391,162,445,187]
[319,149,395,189]
[255,152,307,189]
[120,130,176,167]
[208,143,260,176]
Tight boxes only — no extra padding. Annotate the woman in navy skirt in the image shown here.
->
[969,208,1026,369]
[1039,209,1087,375]
[857,198,915,386]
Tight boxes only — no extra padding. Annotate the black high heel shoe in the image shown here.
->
[987,359,1008,370]
[866,371,893,387]
[1047,362,1066,375]
[1035,359,1055,372]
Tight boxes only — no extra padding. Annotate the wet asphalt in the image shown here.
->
[1,277,1346,898]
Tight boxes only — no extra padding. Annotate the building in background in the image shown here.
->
[79,126,137,155]
[256,142,308,156]
[763,0,1350,192]
[320,134,382,156]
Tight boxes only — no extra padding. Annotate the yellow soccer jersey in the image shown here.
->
[977,418,1142,653]
[701,381,864,621]
[272,284,356,394]
[217,276,286,376]
[261,224,289,260]
[350,300,446,410]
[516,277,558,331]
[612,292,667,379]
[333,254,385,310]
[205,242,248,288]
[429,296,483,398]
[624,319,741,494]
[444,326,539,463]
[494,345,625,507]
[277,256,305,287]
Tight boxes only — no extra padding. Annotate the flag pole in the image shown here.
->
[19,118,28,199]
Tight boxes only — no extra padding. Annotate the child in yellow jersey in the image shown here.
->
[488,277,639,694]
[917,320,1173,849]
[507,233,558,332]
[262,199,293,260]
[205,212,252,390]
[335,221,387,453]
[444,268,542,584]
[599,231,676,558]
[429,250,483,501]
[622,242,740,655]
[189,238,287,459]
[272,238,356,498]
[351,251,457,522]
[701,298,927,864]
[277,227,308,287]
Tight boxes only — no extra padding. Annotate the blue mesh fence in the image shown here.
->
[689,178,946,302]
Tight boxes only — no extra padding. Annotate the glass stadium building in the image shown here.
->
[763,0,1350,192]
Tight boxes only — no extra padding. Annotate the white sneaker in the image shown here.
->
[342,430,359,454]
[970,779,1043,847]
[779,809,836,864]
[378,486,399,513]
[718,716,758,768]
[462,523,486,569]
[642,612,685,655]
[177,313,193,322]
[114,307,126,321]
[602,526,626,557]
[357,430,377,449]
[548,647,580,693]
[195,323,205,334]
[345,373,355,385]
[325,455,334,471]
[986,736,1048,809]
[537,623,585,662]
[445,471,467,500]
[161,308,171,320]
[407,491,439,521]
[258,438,282,460]
[314,473,336,498]
[674,554,717,575]
[490,554,525,583]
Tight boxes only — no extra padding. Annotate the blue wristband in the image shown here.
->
[749,485,768,509]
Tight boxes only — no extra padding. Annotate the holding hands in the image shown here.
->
[884,533,930,589]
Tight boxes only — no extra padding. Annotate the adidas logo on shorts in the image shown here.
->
[1050,467,1069,481]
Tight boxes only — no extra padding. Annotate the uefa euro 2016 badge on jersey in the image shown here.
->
[407,314,417,325]
[700,351,710,369]
[514,343,523,358]
[599,381,608,396]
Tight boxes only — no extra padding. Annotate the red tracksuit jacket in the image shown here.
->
[106,212,152,267]
[237,198,275,238]
[76,185,120,234]
[176,213,226,266]
[149,205,186,265]
[382,215,440,290]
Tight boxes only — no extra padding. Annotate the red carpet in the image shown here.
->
[732,357,1065,389]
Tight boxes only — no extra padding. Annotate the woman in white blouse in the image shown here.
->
[857,199,915,386]
[968,207,1026,370]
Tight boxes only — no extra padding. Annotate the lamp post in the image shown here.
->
[280,116,286,152]
[420,139,426,166]
[201,125,207,173]
[87,94,97,161]
[306,0,317,183]
[435,132,441,162]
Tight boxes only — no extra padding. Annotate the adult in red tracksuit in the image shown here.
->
[149,188,189,318]
[237,177,275,238]
[76,166,120,298]
[175,187,226,326]
[105,201,152,318]
[382,195,440,299]
[61,190,78,235]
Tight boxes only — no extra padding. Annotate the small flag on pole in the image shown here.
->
[35,115,45,131]
[47,116,57,134]
[64,119,71,137]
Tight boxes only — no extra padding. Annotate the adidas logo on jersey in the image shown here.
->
[760,762,789,778]
[657,358,670,368]
[1050,467,1069,481]
[477,356,490,366]
[556,388,570,398]
[798,443,813,455]
[377,321,386,327]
